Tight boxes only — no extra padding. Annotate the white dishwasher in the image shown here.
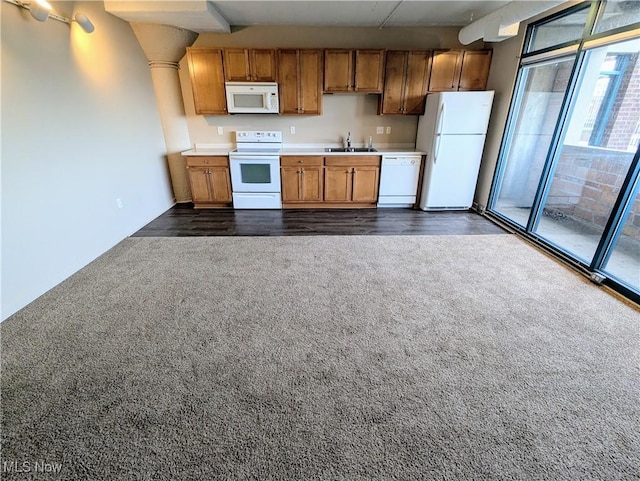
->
[377,154,422,208]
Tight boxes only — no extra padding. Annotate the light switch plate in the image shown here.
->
[290,126,296,134]
[376,126,384,134]
[386,126,391,134]
[217,127,223,135]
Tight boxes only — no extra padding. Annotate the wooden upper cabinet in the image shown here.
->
[186,48,227,115]
[458,50,492,91]
[223,48,276,82]
[380,51,406,114]
[277,49,323,115]
[324,50,353,92]
[380,50,431,115]
[429,49,492,92]
[299,50,323,114]
[354,50,385,92]
[404,51,432,113]
[429,50,463,92]
[277,50,300,114]
[324,49,384,93]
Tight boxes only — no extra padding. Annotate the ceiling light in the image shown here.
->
[74,12,95,34]
[29,0,51,22]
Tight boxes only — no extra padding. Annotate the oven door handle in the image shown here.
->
[230,156,280,162]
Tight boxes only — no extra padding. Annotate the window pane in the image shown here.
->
[527,5,590,53]
[602,187,640,290]
[533,39,640,263]
[492,57,576,227]
[594,1,640,34]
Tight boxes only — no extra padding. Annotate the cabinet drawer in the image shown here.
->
[186,156,228,167]
[324,156,381,167]
[280,156,323,166]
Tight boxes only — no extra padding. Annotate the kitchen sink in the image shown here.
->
[325,147,377,152]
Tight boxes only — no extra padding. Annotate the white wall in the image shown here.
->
[1,1,174,320]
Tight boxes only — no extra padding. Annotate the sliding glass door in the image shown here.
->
[488,1,640,302]
[492,57,576,227]
[601,185,640,291]
[533,39,640,264]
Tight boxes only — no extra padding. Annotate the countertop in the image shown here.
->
[182,143,426,156]
[281,147,426,156]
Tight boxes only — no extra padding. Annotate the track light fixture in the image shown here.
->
[28,0,51,22]
[6,0,95,33]
[73,12,94,33]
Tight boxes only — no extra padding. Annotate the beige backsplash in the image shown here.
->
[183,93,420,147]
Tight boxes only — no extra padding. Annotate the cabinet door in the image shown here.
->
[186,49,227,115]
[324,50,353,92]
[380,51,407,115]
[281,167,302,201]
[251,49,277,81]
[299,49,323,115]
[458,50,492,91]
[224,48,251,81]
[403,50,431,114]
[354,50,385,93]
[300,166,323,201]
[188,168,213,203]
[429,50,463,92]
[277,50,301,114]
[208,167,232,203]
[351,166,380,202]
[324,166,352,201]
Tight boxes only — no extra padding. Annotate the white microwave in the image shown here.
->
[225,82,279,114]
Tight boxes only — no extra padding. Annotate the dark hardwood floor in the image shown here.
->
[132,204,508,237]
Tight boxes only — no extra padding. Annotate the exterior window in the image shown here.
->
[594,1,640,34]
[525,4,590,53]
[579,53,632,146]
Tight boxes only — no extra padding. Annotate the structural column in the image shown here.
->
[130,23,198,202]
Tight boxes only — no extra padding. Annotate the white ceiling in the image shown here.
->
[104,1,515,33]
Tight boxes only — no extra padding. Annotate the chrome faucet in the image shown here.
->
[346,132,352,149]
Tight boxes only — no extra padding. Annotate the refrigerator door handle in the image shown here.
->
[434,103,445,164]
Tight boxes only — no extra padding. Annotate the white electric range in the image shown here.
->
[229,131,283,209]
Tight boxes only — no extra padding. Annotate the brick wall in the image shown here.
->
[602,53,640,151]
[546,145,639,238]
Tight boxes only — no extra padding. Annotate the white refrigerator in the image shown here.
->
[417,91,494,211]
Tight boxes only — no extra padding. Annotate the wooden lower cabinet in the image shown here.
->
[186,156,232,208]
[281,156,323,203]
[281,155,381,208]
[324,156,380,206]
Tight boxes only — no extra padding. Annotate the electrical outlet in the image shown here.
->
[376,126,384,134]
[217,126,223,135]
[290,126,296,134]
[386,126,392,134]
[116,198,123,209]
